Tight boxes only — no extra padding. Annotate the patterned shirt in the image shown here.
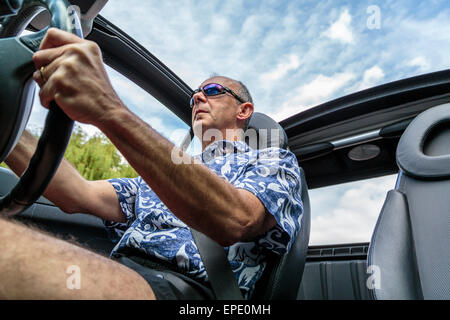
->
[104,140,304,299]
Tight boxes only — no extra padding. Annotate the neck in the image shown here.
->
[200,127,244,151]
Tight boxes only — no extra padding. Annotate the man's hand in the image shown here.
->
[32,28,123,126]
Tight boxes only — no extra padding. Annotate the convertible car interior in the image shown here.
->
[0,0,449,300]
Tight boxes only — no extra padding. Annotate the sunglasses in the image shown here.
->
[190,83,245,108]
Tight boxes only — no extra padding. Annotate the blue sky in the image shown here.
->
[101,0,450,122]
[25,0,450,244]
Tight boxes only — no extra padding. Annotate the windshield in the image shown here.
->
[102,0,449,122]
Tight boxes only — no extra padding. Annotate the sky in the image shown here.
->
[25,0,450,245]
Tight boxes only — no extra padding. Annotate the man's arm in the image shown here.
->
[96,107,276,246]
[5,130,125,223]
[32,28,276,246]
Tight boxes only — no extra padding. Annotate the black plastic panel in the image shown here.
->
[298,260,371,300]
[307,243,369,261]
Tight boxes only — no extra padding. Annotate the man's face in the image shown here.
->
[191,77,242,138]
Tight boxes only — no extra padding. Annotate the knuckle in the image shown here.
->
[38,88,45,99]
[32,71,41,83]
[66,43,83,55]
[53,72,72,91]
[65,41,101,61]
[85,40,101,55]
[61,56,77,71]
[38,89,48,105]
[32,53,39,64]
[51,73,64,87]
[47,27,59,38]
[85,40,97,50]
[64,61,76,73]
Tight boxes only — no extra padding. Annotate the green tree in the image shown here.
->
[64,125,138,180]
[1,125,138,180]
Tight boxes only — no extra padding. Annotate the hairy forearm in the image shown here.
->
[5,130,84,212]
[4,130,37,177]
[97,106,254,245]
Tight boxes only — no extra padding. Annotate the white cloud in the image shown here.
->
[79,124,102,137]
[374,7,450,77]
[324,9,355,44]
[106,67,150,111]
[308,175,397,245]
[270,71,355,121]
[259,54,300,83]
[357,65,385,91]
[407,56,430,72]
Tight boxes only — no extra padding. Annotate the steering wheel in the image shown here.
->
[0,0,83,215]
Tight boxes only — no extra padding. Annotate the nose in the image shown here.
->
[191,90,207,109]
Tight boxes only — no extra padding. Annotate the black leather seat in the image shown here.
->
[246,112,311,299]
[252,166,310,299]
[367,103,450,299]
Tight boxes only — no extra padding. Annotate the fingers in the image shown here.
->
[32,54,66,87]
[38,71,59,109]
[39,28,83,50]
[33,59,63,108]
[32,69,45,87]
[33,28,83,69]
[33,47,65,69]
[29,28,105,117]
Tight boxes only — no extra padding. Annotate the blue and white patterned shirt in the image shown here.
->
[104,140,303,299]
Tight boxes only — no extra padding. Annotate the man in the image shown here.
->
[0,28,303,299]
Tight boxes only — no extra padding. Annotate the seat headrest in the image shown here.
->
[397,103,450,179]
[244,112,289,150]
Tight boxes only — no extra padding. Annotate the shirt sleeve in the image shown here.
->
[103,177,141,243]
[233,148,304,255]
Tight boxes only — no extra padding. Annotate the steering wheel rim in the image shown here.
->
[0,0,83,215]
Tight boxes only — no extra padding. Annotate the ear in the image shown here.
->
[236,102,254,122]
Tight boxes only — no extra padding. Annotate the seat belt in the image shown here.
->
[190,228,244,300]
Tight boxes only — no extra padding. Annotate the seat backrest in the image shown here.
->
[245,112,289,150]
[368,103,450,299]
[247,112,311,300]
[254,167,311,300]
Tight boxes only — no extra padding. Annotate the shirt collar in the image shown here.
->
[200,140,251,162]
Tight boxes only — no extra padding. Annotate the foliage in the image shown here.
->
[1,125,138,180]
[65,125,138,180]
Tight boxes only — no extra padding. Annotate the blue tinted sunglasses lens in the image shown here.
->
[203,84,224,96]
[190,84,226,107]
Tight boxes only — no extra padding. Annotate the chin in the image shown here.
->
[193,120,220,139]
[192,120,206,138]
